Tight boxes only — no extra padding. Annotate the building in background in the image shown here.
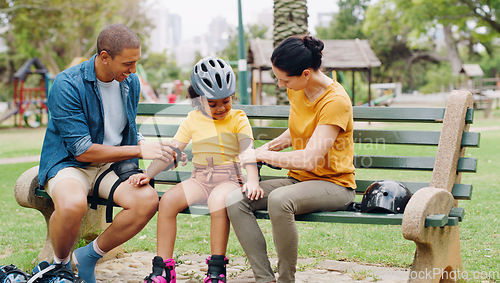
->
[147,2,182,54]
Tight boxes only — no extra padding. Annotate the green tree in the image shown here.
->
[458,0,500,34]
[362,0,414,87]
[218,24,269,103]
[140,51,183,96]
[0,0,152,96]
[219,24,269,62]
[316,0,368,40]
[273,0,308,104]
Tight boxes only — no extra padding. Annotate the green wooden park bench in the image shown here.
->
[15,90,478,282]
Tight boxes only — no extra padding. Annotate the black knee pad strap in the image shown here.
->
[91,161,154,223]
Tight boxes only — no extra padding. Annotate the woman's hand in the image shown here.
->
[239,148,259,166]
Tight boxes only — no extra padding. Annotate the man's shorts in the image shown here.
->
[45,163,120,198]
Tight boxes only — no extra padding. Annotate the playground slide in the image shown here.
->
[136,64,159,103]
[0,107,18,123]
[361,93,396,107]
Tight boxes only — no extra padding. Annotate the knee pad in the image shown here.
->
[90,161,154,223]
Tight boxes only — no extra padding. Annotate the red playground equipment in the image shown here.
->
[13,58,49,127]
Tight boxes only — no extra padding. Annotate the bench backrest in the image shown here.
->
[137,91,478,200]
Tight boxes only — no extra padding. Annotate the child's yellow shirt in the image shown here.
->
[174,109,253,166]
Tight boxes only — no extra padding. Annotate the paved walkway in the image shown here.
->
[0,155,39,165]
[95,251,410,283]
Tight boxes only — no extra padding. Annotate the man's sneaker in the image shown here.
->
[143,256,176,283]
[204,255,229,283]
[29,261,85,283]
[0,264,30,282]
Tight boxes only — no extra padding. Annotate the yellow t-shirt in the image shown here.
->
[173,109,253,166]
[287,81,356,189]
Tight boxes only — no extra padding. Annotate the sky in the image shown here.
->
[151,0,339,39]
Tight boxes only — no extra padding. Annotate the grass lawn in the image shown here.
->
[0,110,499,282]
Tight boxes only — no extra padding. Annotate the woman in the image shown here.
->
[226,35,356,283]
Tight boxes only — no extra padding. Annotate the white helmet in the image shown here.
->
[191,57,236,99]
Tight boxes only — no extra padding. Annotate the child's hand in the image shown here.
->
[128,173,151,186]
[180,152,189,166]
[242,180,264,201]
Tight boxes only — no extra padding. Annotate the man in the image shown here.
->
[36,24,175,283]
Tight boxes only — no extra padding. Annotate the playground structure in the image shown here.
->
[66,58,161,104]
[136,64,159,103]
[458,64,500,117]
[360,82,402,107]
[161,79,185,104]
[0,58,166,128]
[248,38,381,106]
[0,58,49,127]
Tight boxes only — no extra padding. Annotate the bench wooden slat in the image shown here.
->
[354,180,472,200]
[138,104,473,124]
[353,107,445,123]
[461,131,481,147]
[139,126,480,148]
[137,104,195,117]
[425,214,448,227]
[138,104,292,120]
[139,124,287,142]
[233,105,290,119]
[152,172,472,200]
[449,207,465,221]
[352,107,473,124]
[149,154,477,174]
[34,188,465,227]
[353,156,477,172]
[446,217,460,226]
[180,205,405,225]
[138,124,179,138]
[181,205,462,226]
[354,130,480,147]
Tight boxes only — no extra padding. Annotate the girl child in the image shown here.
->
[129,57,263,283]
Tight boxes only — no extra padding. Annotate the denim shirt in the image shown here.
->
[38,54,143,186]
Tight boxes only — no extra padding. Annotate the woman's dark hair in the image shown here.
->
[271,35,324,77]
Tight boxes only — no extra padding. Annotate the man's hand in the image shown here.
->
[139,140,178,161]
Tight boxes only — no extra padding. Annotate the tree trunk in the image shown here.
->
[442,25,462,76]
[273,0,308,105]
[38,42,61,75]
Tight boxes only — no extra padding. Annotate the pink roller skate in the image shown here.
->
[204,255,229,283]
[144,256,176,283]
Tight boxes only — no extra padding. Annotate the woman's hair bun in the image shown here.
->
[303,35,324,54]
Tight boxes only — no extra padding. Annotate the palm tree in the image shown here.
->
[273,0,309,105]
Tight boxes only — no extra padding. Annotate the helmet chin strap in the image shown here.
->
[194,97,217,120]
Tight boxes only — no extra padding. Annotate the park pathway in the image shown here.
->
[94,251,409,282]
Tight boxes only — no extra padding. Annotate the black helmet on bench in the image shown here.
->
[360,180,412,214]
